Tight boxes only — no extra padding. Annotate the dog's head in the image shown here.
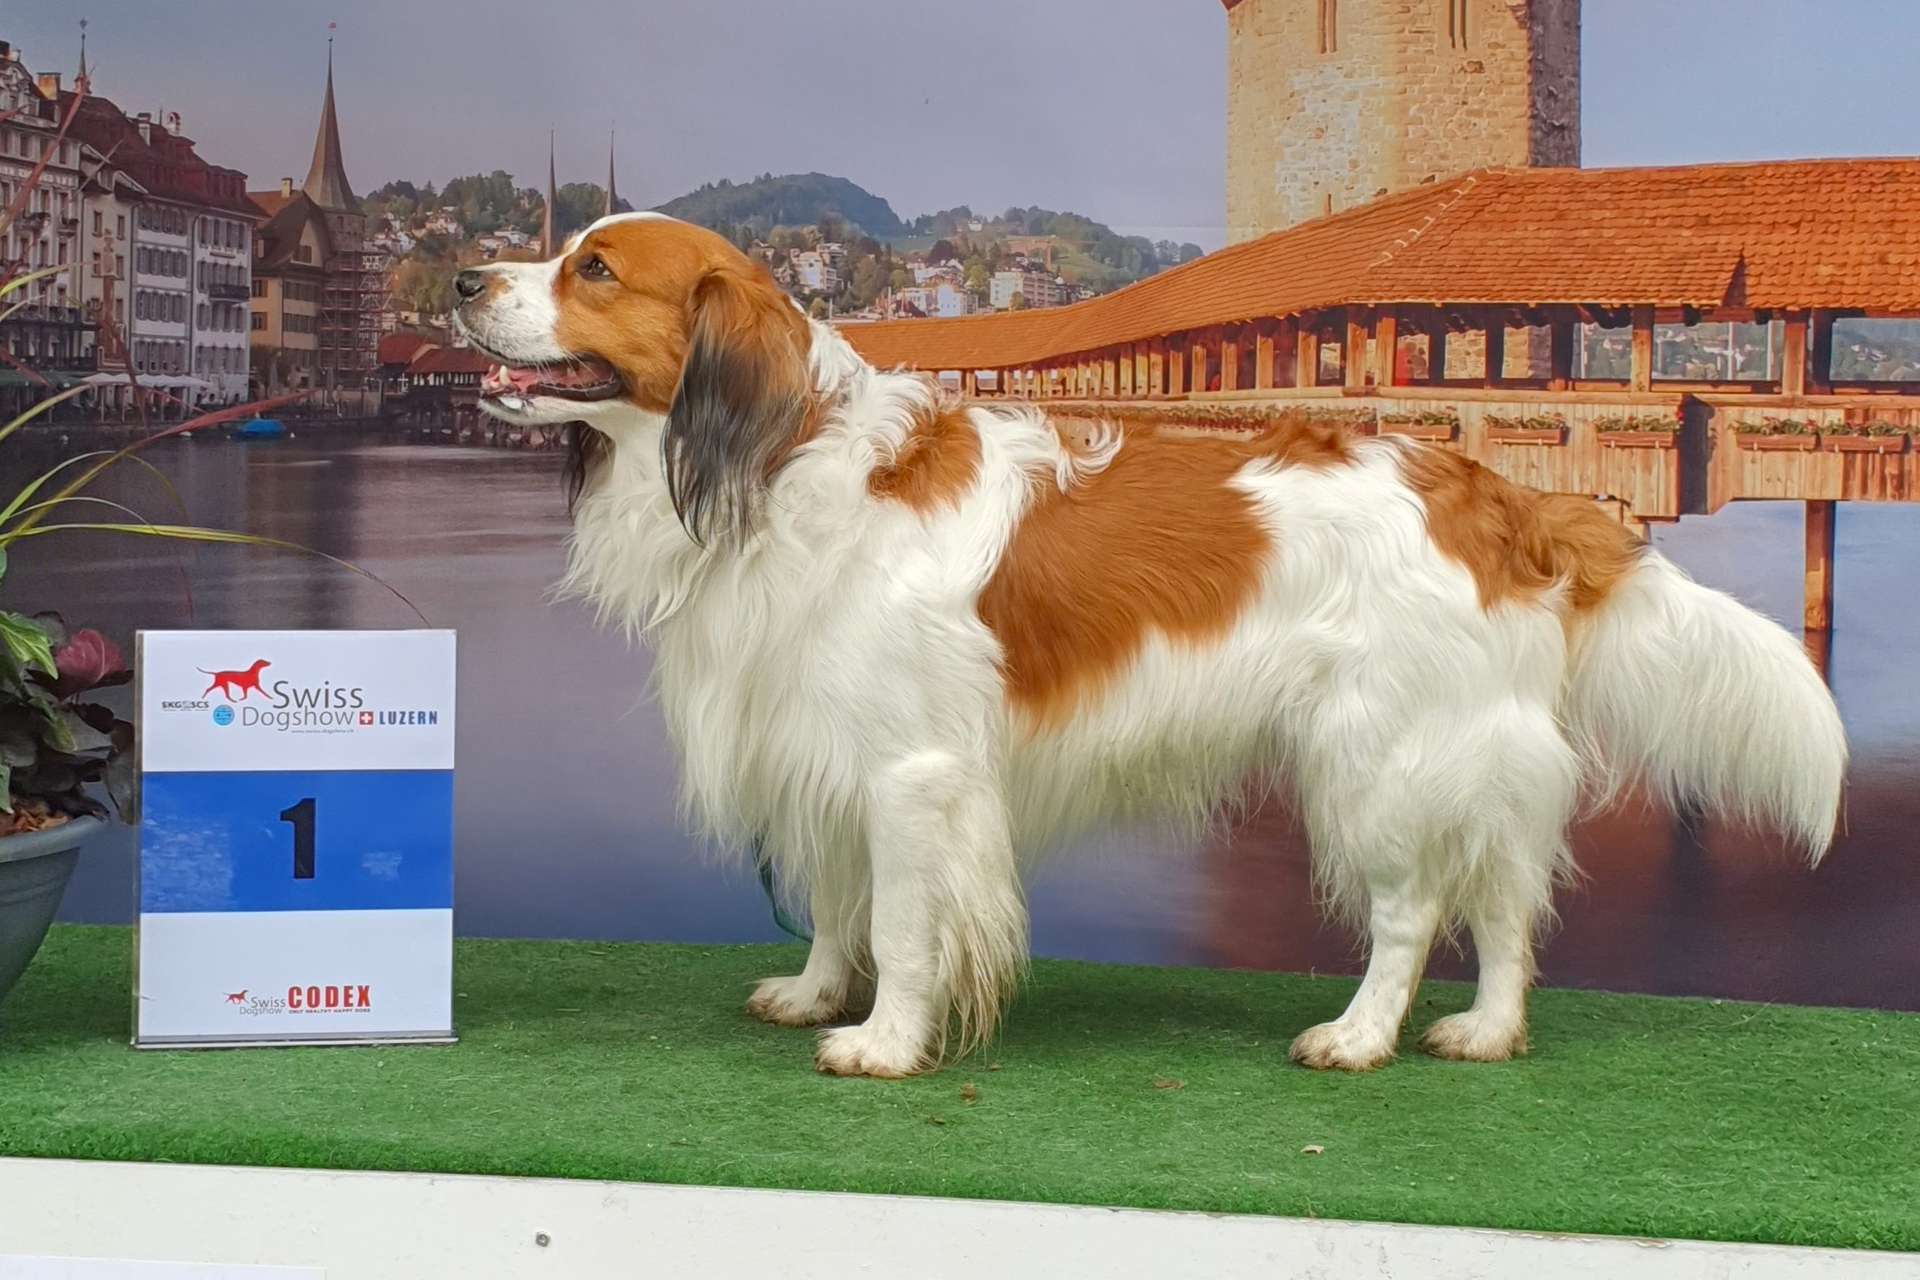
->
[453,213,814,543]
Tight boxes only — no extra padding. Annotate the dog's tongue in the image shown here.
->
[483,364,543,395]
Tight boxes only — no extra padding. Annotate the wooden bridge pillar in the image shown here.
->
[1221,327,1241,392]
[1254,320,1276,390]
[1344,308,1370,390]
[1781,312,1808,397]
[1148,339,1166,397]
[1548,311,1576,391]
[1135,343,1152,396]
[1805,500,1836,632]
[1629,305,1656,392]
[1374,308,1400,387]
[1484,318,1506,387]
[1168,338,1187,396]
[1296,322,1320,388]
[1427,321,1449,384]
[1808,311,1835,395]
[963,370,978,397]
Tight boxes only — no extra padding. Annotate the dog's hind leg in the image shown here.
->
[1421,711,1574,1062]
[814,751,1026,1078]
[746,856,871,1028]
[1289,853,1444,1072]
[1420,884,1538,1062]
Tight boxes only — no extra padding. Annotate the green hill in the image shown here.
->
[655,173,908,241]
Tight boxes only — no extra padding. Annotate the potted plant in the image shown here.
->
[1735,416,1820,451]
[1484,411,1568,445]
[1379,408,1460,442]
[0,616,134,1005]
[1821,420,1910,455]
[1595,413,1680,449]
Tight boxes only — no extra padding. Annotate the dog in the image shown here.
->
[201,659,270,701]
[224,990,248,1004]
[455,212,1846,1078]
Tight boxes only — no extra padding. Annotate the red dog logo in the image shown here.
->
[201,659,270,701]
[224,989,248,1004]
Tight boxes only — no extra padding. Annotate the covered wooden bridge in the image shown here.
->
[841,158,1920,632]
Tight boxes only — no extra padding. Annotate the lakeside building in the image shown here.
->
[248,45,380,401]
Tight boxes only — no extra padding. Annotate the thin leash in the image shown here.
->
[752,835,813,941]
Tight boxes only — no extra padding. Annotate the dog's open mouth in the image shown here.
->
[480,357,623,403]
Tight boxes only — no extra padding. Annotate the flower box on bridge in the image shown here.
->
[1486,426,1568,446]
[1823,433,1909,455]
[1598,429,1678,449]
[1379,418,1458,443]
[1736,432,1819,452]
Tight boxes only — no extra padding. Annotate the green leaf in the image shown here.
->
[56,708,114,756]
[0,611,56,678]
[0,544,7,581]
[0,762,11,811]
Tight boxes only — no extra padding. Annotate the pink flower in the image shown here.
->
[54,629,125,690]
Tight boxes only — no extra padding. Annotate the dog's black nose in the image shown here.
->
[454,269,488,301]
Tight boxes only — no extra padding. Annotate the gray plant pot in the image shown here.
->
[0,814,101,1007]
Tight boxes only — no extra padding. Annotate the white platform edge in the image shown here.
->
[1,1158,1916,1279]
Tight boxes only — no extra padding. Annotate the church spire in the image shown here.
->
[542,129,557,256]
[302,26,357,210]
[605,128,618,218]
[76,18,89,91]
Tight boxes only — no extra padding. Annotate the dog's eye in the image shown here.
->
[578,254,613,281]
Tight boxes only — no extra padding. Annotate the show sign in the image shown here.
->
[134,631,457,1048]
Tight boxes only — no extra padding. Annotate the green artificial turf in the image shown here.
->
[2,926,1917,1251]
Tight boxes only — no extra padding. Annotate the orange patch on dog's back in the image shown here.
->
[1399,444,1644,613]
[978,426,1307,729]
[869,402,981,514]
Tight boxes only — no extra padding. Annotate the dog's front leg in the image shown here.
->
[747,858,871,1027]
[815,751,1026,1078]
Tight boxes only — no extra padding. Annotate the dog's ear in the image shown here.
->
[664,261,814,545]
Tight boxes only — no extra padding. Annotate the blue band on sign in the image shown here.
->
[140,770,454,914]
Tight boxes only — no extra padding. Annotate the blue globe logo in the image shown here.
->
[212,705,235,726]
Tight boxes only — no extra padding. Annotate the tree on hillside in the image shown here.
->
[390,256,454,317]
[927,239,962,264]
[1009,292,1028,310]
[850,257,887,308]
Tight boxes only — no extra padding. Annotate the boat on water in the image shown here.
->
[231,418,288,440]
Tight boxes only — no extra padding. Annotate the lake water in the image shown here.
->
[10,434,1917,1010]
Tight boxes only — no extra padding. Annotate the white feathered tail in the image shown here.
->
[1564,553,1847,859]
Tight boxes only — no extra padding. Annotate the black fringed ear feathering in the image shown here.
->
[663,265,813,545]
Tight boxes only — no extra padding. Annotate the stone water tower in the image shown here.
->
[1223,0,1581,242]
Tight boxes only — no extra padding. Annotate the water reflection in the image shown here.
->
[8,436,1915,1009]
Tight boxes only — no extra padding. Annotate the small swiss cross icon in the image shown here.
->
[358,711,374,726]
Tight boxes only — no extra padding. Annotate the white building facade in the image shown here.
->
[194,208,252,402]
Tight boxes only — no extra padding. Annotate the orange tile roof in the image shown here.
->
[248,190,295,219]
[842,159,1920,371]
[378,331,440,367]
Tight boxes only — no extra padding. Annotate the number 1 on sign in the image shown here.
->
[278,797,316,879]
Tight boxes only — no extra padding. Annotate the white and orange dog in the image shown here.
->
[457,213,1846,1077]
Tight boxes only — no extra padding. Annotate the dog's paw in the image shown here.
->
[814,1022,931,1079]
[1420,1010,1528,1063]
[1288,1019,1397,1072]
[746,974,847,1028]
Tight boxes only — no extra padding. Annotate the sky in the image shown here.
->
[9,1,1918,250]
